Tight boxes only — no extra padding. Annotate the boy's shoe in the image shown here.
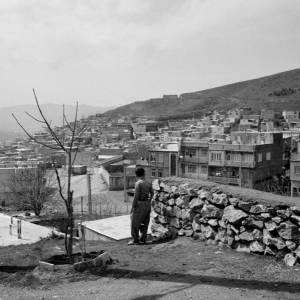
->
[128,240,139,246]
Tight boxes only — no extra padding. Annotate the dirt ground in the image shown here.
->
[1,237,300,299]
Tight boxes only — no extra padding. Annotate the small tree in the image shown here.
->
[12,89,86,262]
[6,165,54,216]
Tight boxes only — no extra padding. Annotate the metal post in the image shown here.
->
[17,219,21,239]
[123,163,127,202]
[87,173,92,215]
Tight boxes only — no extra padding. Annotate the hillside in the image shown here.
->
[0,103,113,137]
[104,68,300,119]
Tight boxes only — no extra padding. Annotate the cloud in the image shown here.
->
[0,0,299,106]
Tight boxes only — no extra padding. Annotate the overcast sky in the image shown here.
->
[0,0,299,108]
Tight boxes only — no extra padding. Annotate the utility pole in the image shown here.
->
[87,172,92,215]
[123,163,128,202]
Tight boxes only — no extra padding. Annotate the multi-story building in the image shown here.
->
[290,141,300,196]
[283,111,300,130]
[179,139,208,180]
[208,132,283,188]
[148,143,179,179]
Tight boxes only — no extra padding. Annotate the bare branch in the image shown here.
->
[12,113,61,150]
[25,111,45,124]
[63,113,73,132]
[32,89,66,151]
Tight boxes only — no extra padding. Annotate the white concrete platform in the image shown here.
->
[82,214,152,241]
[0,213,57,247]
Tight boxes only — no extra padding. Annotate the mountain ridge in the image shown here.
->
[104,68,300,119]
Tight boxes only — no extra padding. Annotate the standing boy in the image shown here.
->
[128,167,153,245]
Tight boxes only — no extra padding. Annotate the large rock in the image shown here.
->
[291,206,300,215]
[192,219,202,232]
[295,246,300,258]
[201,204,223,219]
[264,246,277,256]
[153,201,165,215]
[181,209,192,221]
[210,193,228,207]
[169,217,180,229]
[168,198,175,206]
[215,229,227,243]
[152,179,161,191]
[200,224,216,239]
[263,229,286,250]
[277,221,300,240]
[238,200,255,212]
[272,216,283,224]
[243,217,264,229]
[239,231,254,242]
[290,214,300,225]
[235,243,250,253]
[277,209,291,219]
[159,182,171,193]
[222,205,248,225]
[176,196,189,208]
[284,253,297,267]
[286,240,297,251]
[189,197,204,210]
[165,206,176,217]
[264,221,277,232]
[184,229,194,237]
[198,190,211,200]
[250,241,265,253]
[174,206,182,219]
[228,197,239,207]
[208,219,218,227]
[151,223,172,241]
[249,204,268,214]
[252,229,263,241]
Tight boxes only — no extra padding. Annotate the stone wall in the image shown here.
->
[151,178,300,267]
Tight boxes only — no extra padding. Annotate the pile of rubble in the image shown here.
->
[151,179,300,266]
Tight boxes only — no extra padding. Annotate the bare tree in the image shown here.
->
[6,165,55,216]
[12,89,86,262]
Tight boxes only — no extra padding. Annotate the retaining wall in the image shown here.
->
[151,177,300,266]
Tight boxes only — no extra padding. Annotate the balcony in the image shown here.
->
[291,153,300,162]
[181,156,208,164]
[224,161,255,168]
[208,176,240,185]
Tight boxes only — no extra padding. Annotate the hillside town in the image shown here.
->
[1,106,300,205]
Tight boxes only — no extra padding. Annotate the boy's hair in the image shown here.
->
[135,167,145,177]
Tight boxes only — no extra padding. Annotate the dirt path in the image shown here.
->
[1,237,300,299]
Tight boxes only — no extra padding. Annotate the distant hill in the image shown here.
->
[0,103,113,138]
[104,68,300,119]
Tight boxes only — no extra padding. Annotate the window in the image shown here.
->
[211,152,222,161]
[226,153,231,160]
[243,153,254,162]
[199,149,207,157]
[151,169,156,177]
[158,153,164,163]
[231,153,241,162]
[266,152,271,161]
[200,165,207,174]
[158,169,163,177]
[185,149,196,157]
[187,164,197,173]
[150,154,156,163]
[294,166,300,175]
[258,153,262,162]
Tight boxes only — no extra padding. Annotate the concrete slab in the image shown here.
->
[82,214,152,241]
[0,213,57,247]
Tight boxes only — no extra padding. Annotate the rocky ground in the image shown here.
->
[1,237,300,299]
